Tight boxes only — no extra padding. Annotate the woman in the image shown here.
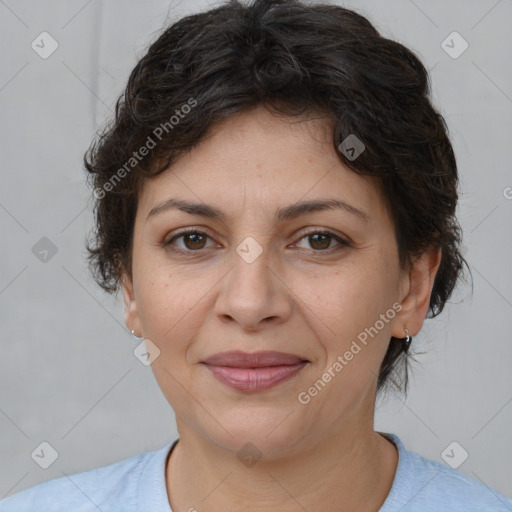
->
[1,0,510,510]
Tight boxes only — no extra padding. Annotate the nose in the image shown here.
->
[214,240,292,332]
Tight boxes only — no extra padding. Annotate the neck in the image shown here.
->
[165,423,398,512]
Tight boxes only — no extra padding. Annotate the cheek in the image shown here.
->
[135,272,198,348]
[134,261,228,360]
[302,256,398,358]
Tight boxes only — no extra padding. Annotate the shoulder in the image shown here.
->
[380,433,512,512]
[0,441,175,512]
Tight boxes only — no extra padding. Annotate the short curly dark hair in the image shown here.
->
[84,0,469,395]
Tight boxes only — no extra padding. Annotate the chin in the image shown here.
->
[196,407,313,462]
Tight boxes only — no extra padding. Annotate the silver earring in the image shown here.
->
[402,328,412,352]
[131,329,143,340]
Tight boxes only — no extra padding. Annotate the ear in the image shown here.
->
[121,272,143,338]
[391,247,442,338]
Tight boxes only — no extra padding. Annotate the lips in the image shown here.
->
[202,350,307,368]
[201,351,309,392]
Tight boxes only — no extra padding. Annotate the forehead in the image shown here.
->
[137,107,387,223]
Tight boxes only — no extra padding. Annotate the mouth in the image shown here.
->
[201,351,309,392]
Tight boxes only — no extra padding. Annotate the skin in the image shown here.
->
[122,106,441,512]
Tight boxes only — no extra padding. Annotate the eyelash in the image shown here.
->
[162,227,350,256]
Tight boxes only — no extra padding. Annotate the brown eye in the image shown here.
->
[164,230,213,252]
[182,232,207,250]
[295,230,350,252]
[308,233,332,250]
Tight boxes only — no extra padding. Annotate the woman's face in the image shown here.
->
[122,106,432,458]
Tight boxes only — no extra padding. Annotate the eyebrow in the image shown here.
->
[146,198,370,223]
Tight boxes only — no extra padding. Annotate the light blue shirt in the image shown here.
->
[1,433,511,511]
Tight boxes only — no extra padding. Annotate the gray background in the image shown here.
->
[1,0,511,500]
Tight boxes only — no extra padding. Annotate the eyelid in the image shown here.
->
[295,226,349,241]
[292,227,351,250]
[163,227,216,247]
